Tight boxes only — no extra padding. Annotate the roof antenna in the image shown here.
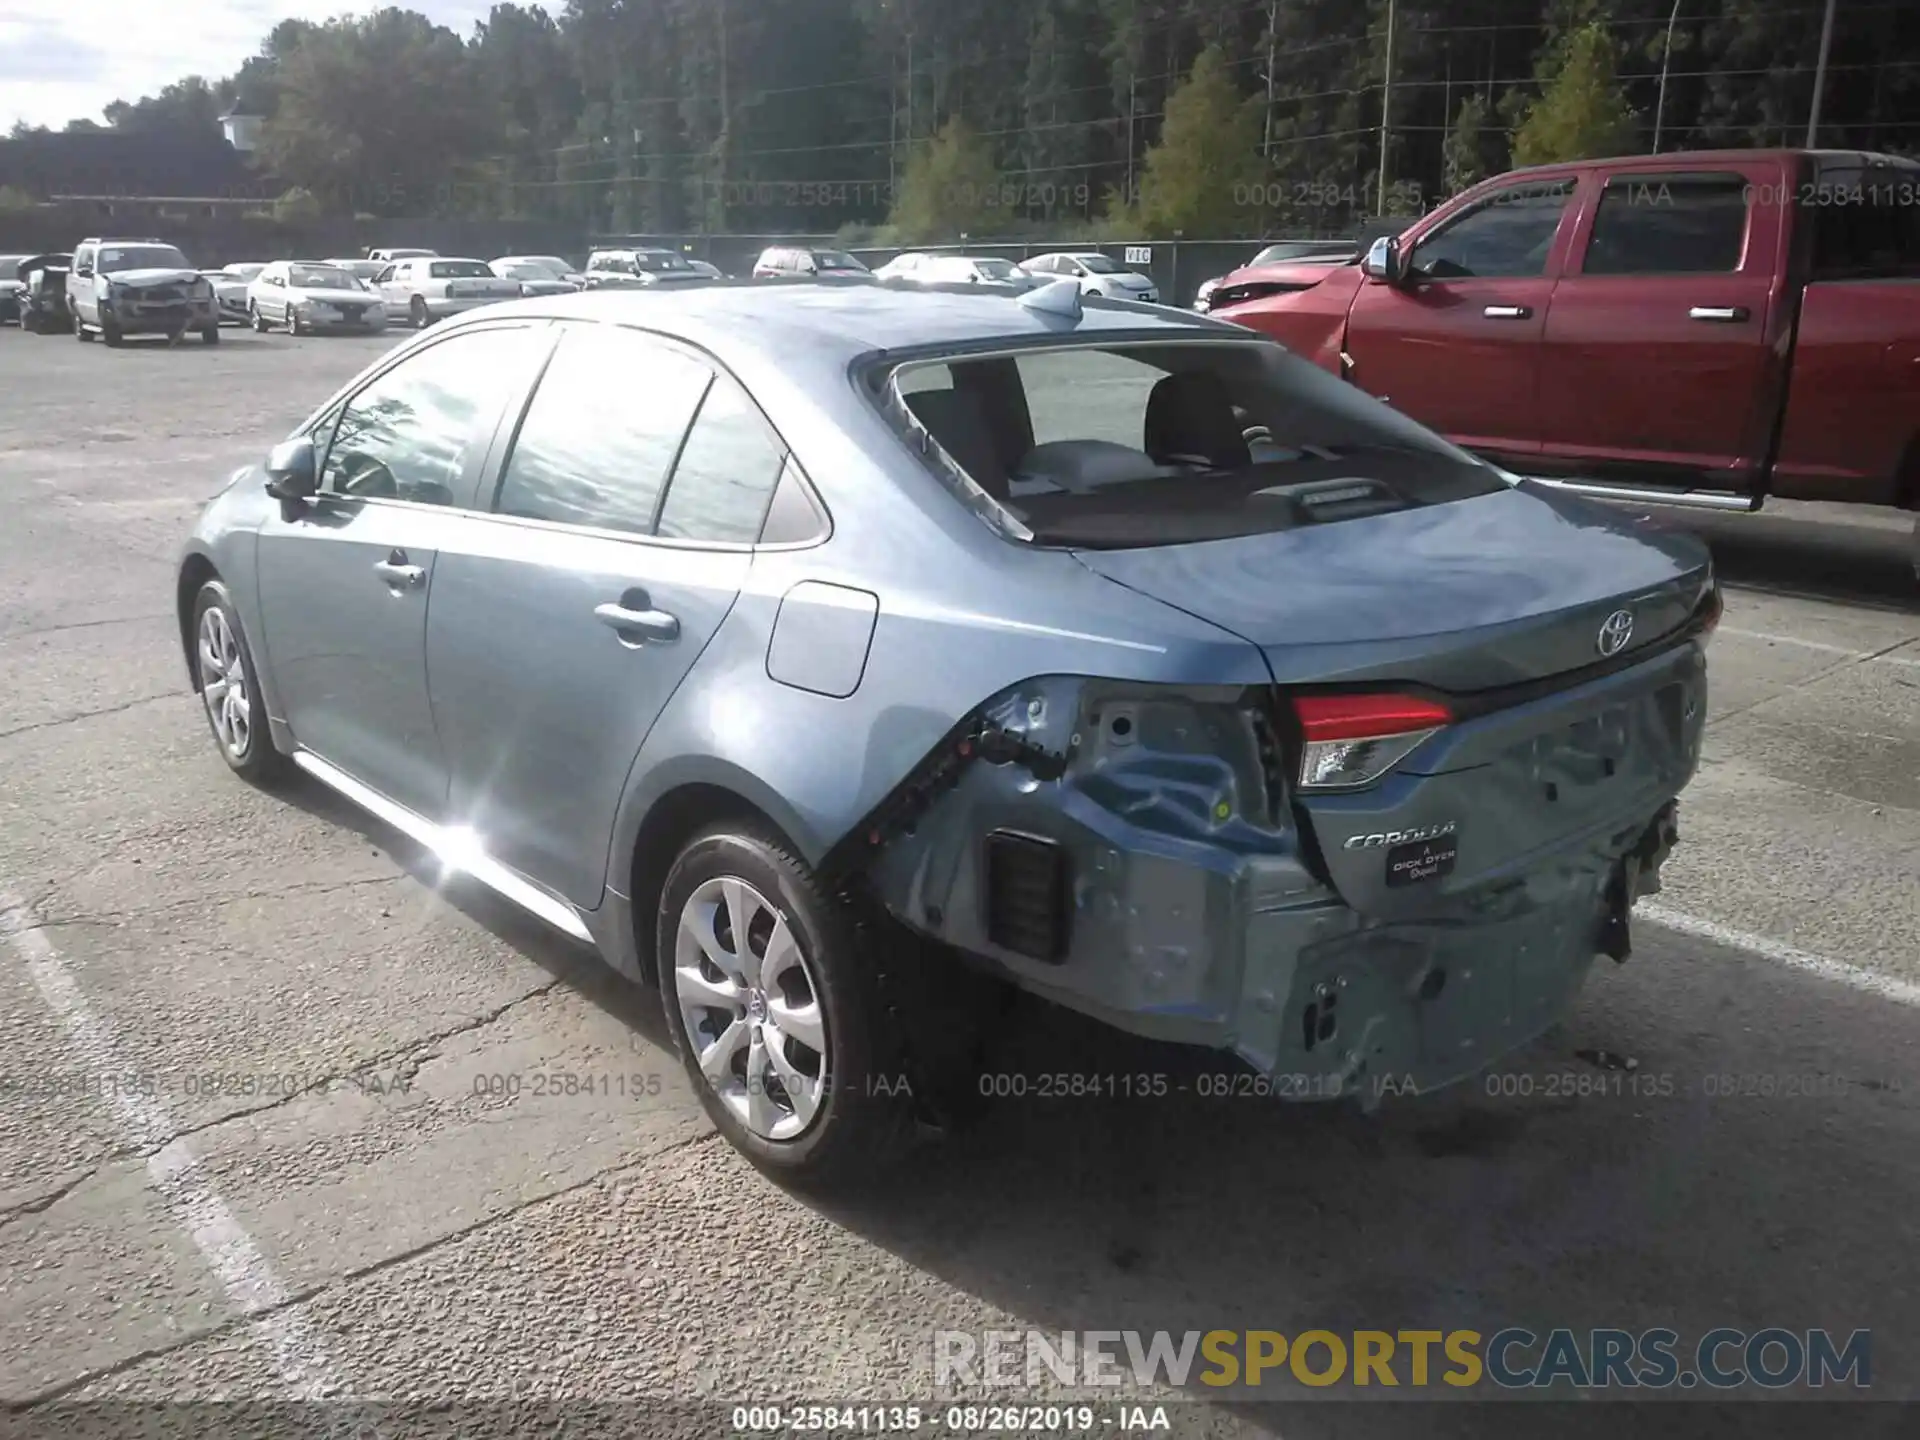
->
[1018,278,1083,321]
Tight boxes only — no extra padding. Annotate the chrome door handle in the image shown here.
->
[594,602,680,644]
[373,559,425,589]
[1689,306,1750,322]
[1482,304,1533,319]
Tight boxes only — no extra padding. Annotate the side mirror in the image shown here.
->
[264,436,318,501]
[1362,236,1405,285]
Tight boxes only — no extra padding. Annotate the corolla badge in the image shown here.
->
[1596,609,1635,657]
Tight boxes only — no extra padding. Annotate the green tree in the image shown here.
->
[258,10,501,216]
[1119,44,1265,238]
[1442,93,1497,196]
[886,118,1009,241]
[1506,19,1639,167]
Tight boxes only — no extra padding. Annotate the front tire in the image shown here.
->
[658,825,914,1189]
[410,295,430,329]
[250,303,269,332]
[75,320,92,342]
[190,580,289,786]
[102,320,124,347]
[201,326,219,345]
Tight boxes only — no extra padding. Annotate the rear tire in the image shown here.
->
[658,825,916,1190]
[410,295,430,329]
[201,326,219,345]
[190,579,289,787]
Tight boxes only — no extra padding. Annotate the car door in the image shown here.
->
[263,268,288,322]
[1342,175,1579,459]
[1537,161,1791,487]
[423,320,789,909]
[69,244,96,325]
[252,321,554,821]
[376,262,405,316]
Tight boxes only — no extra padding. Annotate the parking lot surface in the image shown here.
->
[1,327,1917,1437]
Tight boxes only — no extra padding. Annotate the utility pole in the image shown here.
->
[1262,0,1278,159]
[1653,0,1683,153]
[1126,70,1137,206]
[1376,0,1396,216]
[1806,0,1838,146]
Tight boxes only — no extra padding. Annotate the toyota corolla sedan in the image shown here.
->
[174,280,1716,1188]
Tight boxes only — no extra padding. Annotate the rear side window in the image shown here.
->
[430,260,492,279]
[493,324,709,534]
[1809,170,1920,278]
[1411,179,1575,279]
[655,377,788,543]
[1582,173,1749,274]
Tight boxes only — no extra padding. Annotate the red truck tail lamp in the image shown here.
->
[1291,692,1453,791]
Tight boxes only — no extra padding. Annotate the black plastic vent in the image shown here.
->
[983,830,1070,963]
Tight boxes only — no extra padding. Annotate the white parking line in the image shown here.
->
[1718,627,1920,667]
[1639,902,1920,1008]
[0,893,344,1399]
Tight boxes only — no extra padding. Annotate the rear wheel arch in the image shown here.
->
[627,782,798,986]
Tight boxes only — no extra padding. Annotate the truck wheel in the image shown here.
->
[249,303,268,333]
[658,823,918,1190]
[201,326,219,345]
[75,321,92,342]
[102,321,124,347]
[410,295,430,329]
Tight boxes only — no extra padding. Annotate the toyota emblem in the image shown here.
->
[1597,609,1635,657]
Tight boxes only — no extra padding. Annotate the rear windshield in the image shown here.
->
[812,250,867,272]
[289,265,355,288]
[98,245,189,273]
[430,260,493,278]
[1076,255,1123,273]
[880,339,1504,548]
[973,258,1018,279]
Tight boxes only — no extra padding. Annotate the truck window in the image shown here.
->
[1408,180,1574,280]
[1582,173,1748,275]
[1810,186,1920,279]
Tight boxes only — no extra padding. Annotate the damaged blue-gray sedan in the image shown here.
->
[175,278,1718,1186]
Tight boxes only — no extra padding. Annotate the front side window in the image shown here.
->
[1410,180,1575,279]
[493,324,709,534]
[655,377,788,543]
[320,327,542,506]
[1582,173,1749,275]
[884,339,1501,549]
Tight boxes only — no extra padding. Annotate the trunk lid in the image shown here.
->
[1075,484,1714,918]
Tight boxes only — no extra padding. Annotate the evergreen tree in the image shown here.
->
[887,118,1009,240]
[1117,44,1266,237]
[1507,18,1639,166]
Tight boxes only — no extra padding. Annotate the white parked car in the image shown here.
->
[873,251,934,281]
[494,254,586,288]
[1019,251,1159,303]
[246,260,387,335]
[204,263,266,323]
[910,254,1038,291]
[374,256,521,327]
[366,246,438,265]
[582,247,709,289]
[490,257,582,296]
[324,257,386,284]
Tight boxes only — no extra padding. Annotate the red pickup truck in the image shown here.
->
[1213,149,1920,524]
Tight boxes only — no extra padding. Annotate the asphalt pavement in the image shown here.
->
[0,325,1916,1440]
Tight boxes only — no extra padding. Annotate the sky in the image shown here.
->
[0,1,499,132]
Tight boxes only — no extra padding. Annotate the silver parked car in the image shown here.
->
[174,282,1715,1187]
[1020,250,1159,303]
[246,260,388,335]
[582,248,708,289]
[204,263,267,324]
[375,256,521,327]
[490,257,581,296]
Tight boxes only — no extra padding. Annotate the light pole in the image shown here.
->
[1806,0,1838,146]
[1376,0,1396,217]
[1653,0,1683,154]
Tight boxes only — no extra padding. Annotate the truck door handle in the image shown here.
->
[1482,304,1533,319]
[373,552,425,589]
[1689,306,1750,322]
[595,597,680,644]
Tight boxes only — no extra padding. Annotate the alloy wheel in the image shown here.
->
[197,605,252,759]
[674,875,828,1141]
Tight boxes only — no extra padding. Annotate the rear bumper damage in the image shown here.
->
[846,648,1702,1105]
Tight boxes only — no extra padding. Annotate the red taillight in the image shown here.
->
[1291,692,1453,791]
[1293,693,1454,741]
